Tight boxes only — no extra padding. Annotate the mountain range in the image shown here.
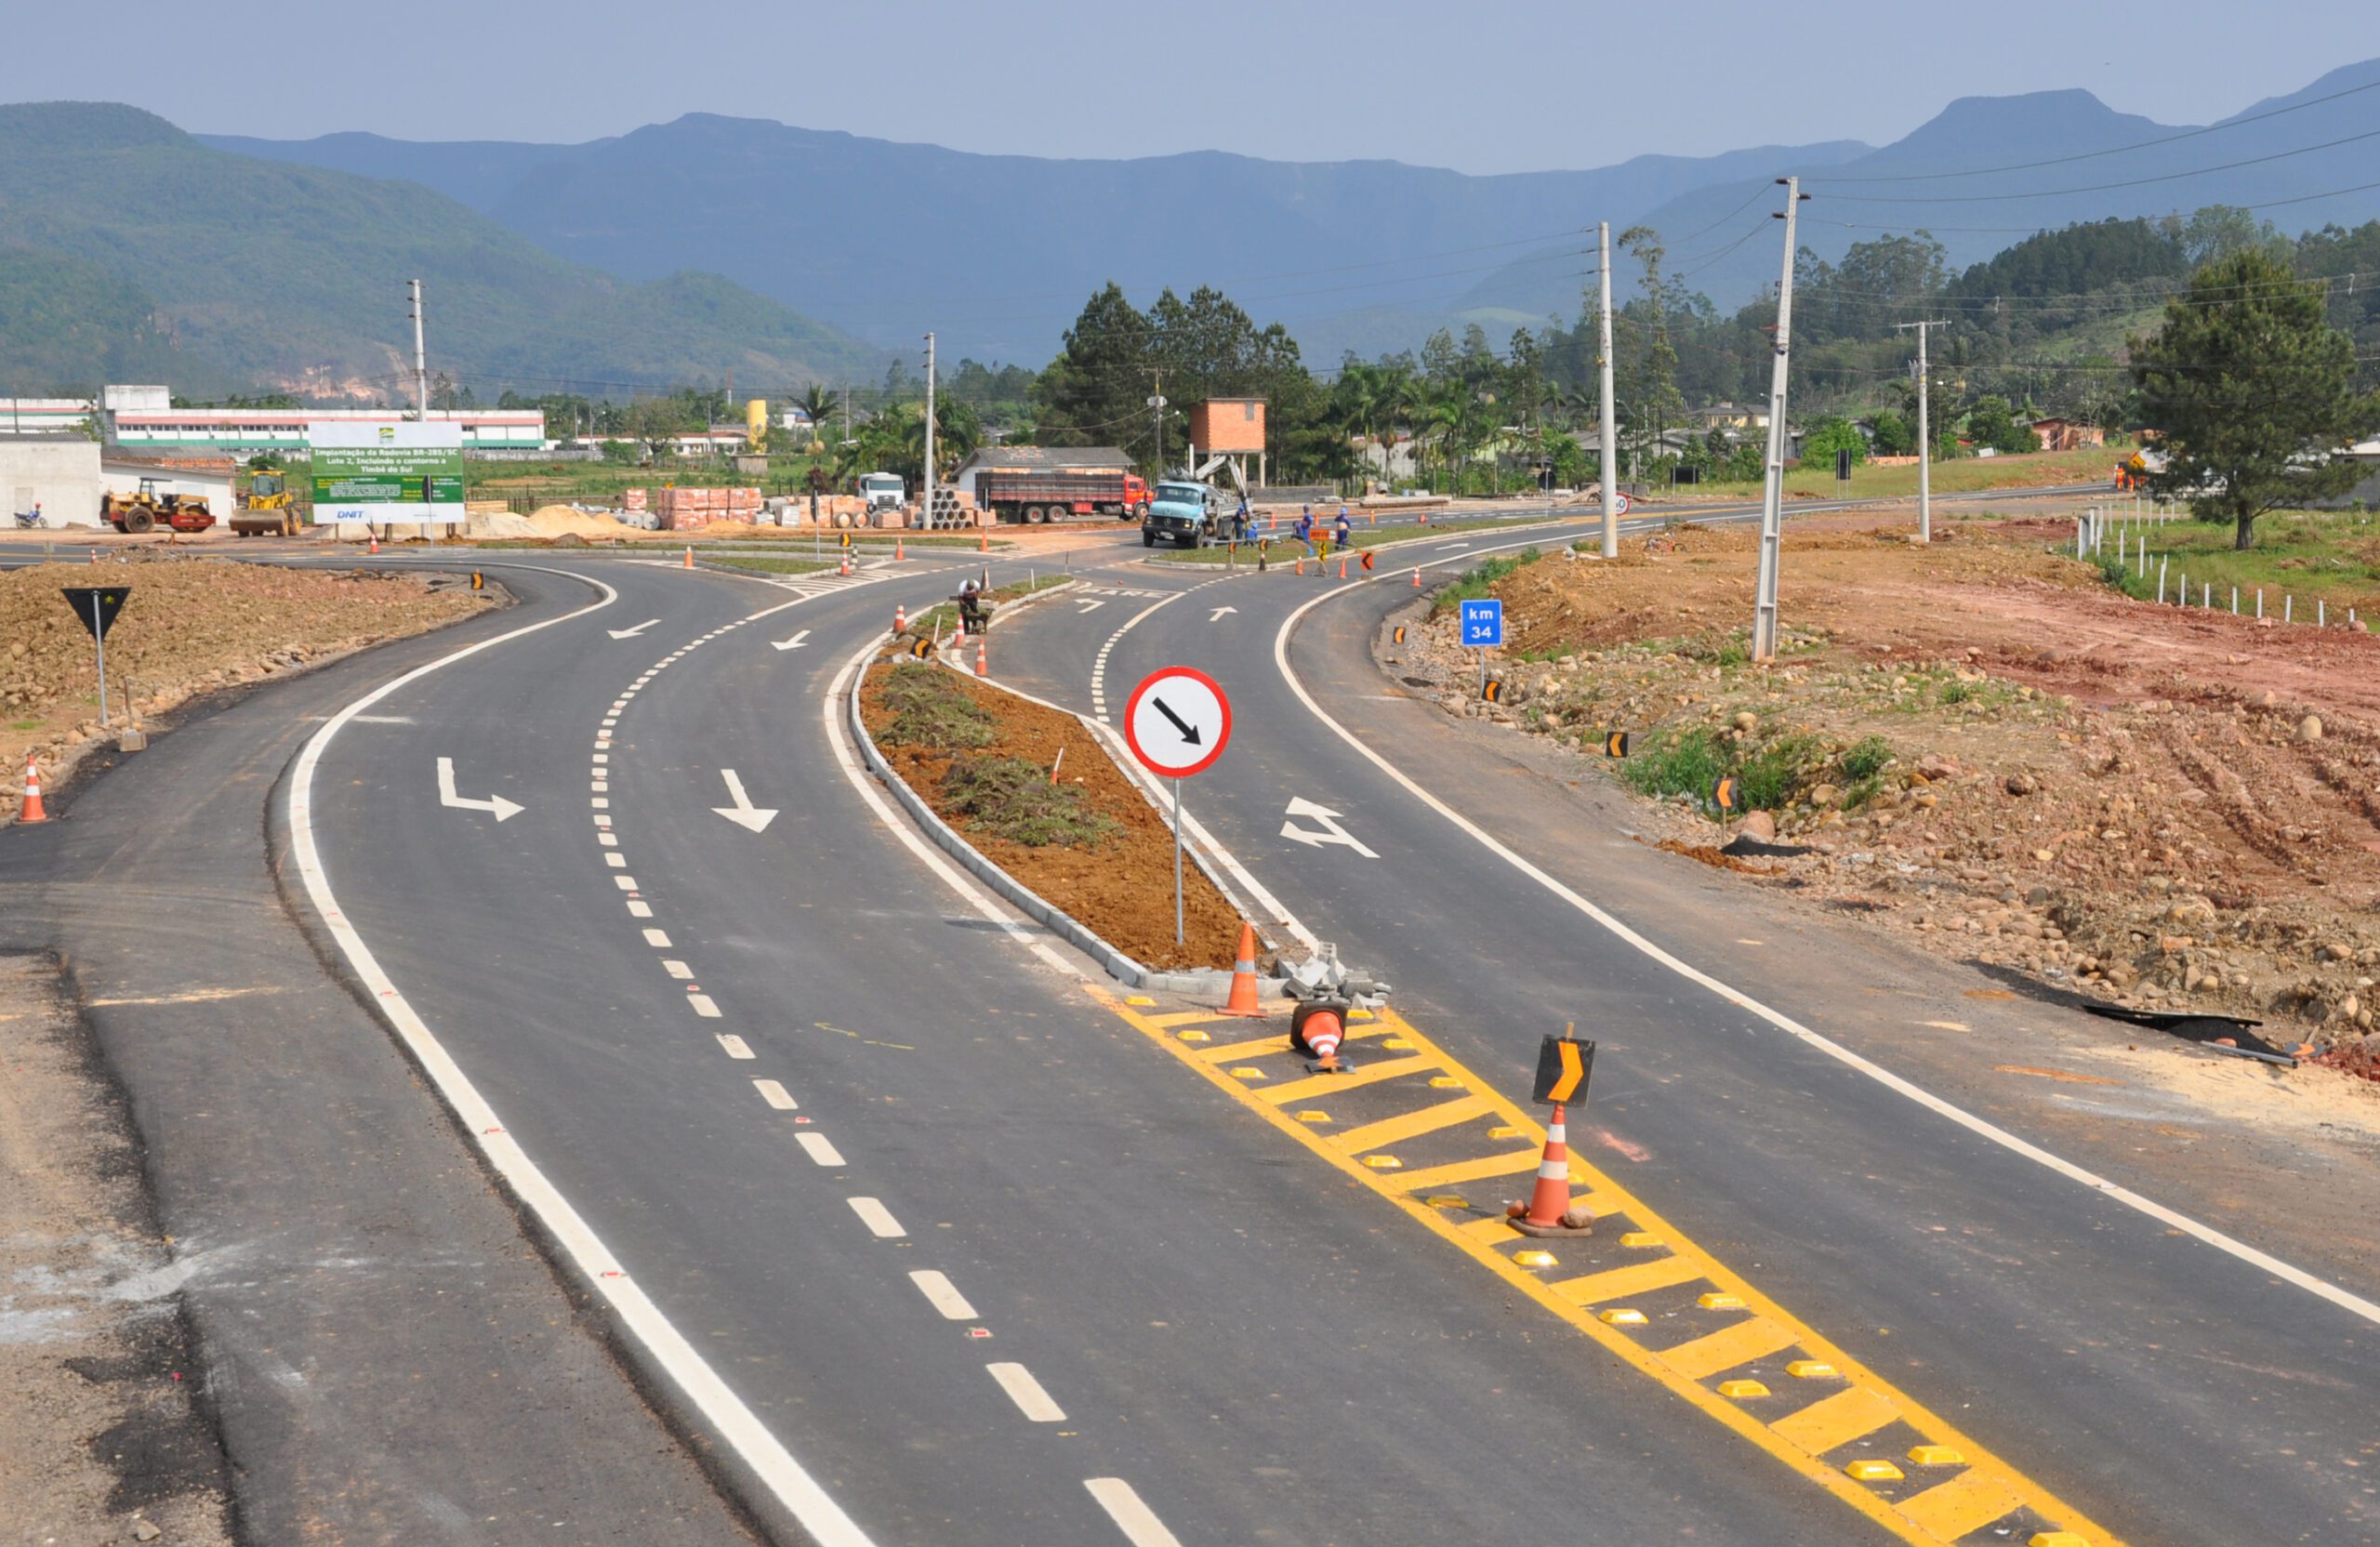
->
[0,102,889,400]
[5,60,2378,402]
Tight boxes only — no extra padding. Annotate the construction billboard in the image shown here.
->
[309,420,466,525]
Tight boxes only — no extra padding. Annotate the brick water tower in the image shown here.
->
[1186,397,1266,493]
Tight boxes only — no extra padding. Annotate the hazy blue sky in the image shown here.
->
[7,0,2376,171]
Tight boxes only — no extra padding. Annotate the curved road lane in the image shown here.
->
[985,532,2380,1547]
[296,554,1890,1545]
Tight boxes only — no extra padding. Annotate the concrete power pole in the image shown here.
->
[1597,220,1619,560]
[408,279,430,421]
[1896,319,1950,544]
[1148,373,1167,476]
[922,332,936,526]
[1752,177,1806,663]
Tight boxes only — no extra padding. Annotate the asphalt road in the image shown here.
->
[286,551,1897,1545]
[986,517,2380,1547]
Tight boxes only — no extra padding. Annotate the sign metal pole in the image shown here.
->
[91,593,108,726]
[1172,777,1185,945]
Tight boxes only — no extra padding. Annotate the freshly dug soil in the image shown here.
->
[861,659,1243,971]
[0,555,488,823]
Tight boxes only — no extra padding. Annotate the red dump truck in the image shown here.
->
[972,469,1150,523]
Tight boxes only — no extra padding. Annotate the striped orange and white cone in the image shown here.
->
[1218,923,1265,1016]
[1411,565,1421,588]
[894,603,907,635]
[1290,1003,1345,1070]
[19,759,48,824]
[974,637,988,677]
[1511,1104,1597,1235]
[895,537,905,561]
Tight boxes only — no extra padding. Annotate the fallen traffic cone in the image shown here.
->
[974,637,988,677]
[894,603,907,635]
[18,759,47,823]
[1219,923,1266,1016]
[1289,1001,1345,1070]
[1508,1104,1595,1235]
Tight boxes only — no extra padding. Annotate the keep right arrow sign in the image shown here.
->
[1531,1034,1596,1105]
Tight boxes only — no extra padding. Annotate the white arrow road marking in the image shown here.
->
[1076,599,1107,613]
[1279,795,1378,857]
[436,758,524,822]
[772,628,812,652]
[712,769,779,833]
[607,618,660,639]
[1208,606,1237,623]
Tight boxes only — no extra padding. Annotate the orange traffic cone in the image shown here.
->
[1289,1002,1345,1070]
[1219,923,1265,1016]
[1339,557,1349,579]
[1295,556,1305,576]
[840,552,853,576]
[18,759,47,823]
[683,546,694,569]
[974,637,988,677]
[1511,1105,1594,1234]
[895,537,905,561]
[1411,566,1421,588]
[978,529,988,553]
[894,603,907,635]
[368,532,379,555]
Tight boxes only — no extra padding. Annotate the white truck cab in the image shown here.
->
[859,472,906,512]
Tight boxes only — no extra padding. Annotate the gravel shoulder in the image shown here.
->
[0,953,235,1547]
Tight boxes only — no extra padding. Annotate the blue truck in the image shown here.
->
[1141,480,1221,549]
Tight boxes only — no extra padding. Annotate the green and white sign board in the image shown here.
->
[310,421,467,525]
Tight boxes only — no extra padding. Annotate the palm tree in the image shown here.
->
[798,382,835,445]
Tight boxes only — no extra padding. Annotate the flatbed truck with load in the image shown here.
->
[974,469,1151,524]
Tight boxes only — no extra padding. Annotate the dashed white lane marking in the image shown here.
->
[662,959,694,978]
[288,567,883,1547]
[605,853,628,867]
[717,1034,754,1059]
[590,780,608,793]
[753,1078,798,1110]
[1273,575,2380,1331]
[1084,575,1235,723]
[847,1197,905,1238]
[1083,1479,1185,1547]
[688,994,721,1018]
[593,752,610,763]
[599,833,619,848]
[591,797,610,810]
[614,876,639,891]
[907,1270,979,1321]
[626,901,652,918]
[985,1363,1066,1422]
[641,928,670,947]
[796,1132,846,1168]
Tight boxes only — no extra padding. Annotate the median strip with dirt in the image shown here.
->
[858,658,1241,972]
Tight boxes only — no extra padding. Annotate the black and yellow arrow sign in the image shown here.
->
[1393,625,1408,644]
[1531,1034,1596,1105]
[1712,774,1739,813]
[1604,730,1630,758]
[1482,677,1503,704]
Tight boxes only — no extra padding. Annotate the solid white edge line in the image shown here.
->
[1084,1478,1186,1547]
[985,1362,1066,1422]
[846,1197,906,1238]
[287,565,882,1547]
[1270,578,2380,1329]
[907,1269,980,1321]
[824,632,1084,979]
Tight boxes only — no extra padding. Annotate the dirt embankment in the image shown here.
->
[0,956,235,1544]
[1394,516,2380,1076]
[860,659,1242,972]
[1,553,488,822]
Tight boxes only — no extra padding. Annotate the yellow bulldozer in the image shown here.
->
[100,476,216,535]
[231,463,302,536]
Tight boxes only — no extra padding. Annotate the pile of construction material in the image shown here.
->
[654,486,763,530]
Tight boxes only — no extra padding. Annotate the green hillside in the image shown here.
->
[0,102,886,397]
[0,245,238,395]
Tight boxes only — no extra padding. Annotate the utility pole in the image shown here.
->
[1148,372,1167,476]
[922,332,936,527]
[1895,319,1950,544]
[1752,177,1807,662]
[407,279,430,421]
[1597,219,1619,560]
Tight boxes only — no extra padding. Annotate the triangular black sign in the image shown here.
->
[62,587,131,640]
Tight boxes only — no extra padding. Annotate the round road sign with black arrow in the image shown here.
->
[1124,666,1231,779]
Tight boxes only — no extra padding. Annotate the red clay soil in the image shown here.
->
[859,658,1242,972]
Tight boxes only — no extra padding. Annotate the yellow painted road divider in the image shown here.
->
[1090,986,2123,1547]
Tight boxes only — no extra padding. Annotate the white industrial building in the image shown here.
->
[0,386,543,455]
[1,435,105,527]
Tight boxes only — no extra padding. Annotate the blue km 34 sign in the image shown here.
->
[1459,598,1504,647]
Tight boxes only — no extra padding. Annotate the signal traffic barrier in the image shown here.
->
[19,759,48,824]
[1219,923,1266,1016]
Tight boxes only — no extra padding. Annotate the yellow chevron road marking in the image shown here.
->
[1088,985,2123,1547]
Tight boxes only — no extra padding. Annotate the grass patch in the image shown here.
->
[1645,446,2117,507]
[877,664,995,750]
[1838,735,1895,783]
[2085,506,2380,615]
[941,755,1119,848]
[1620,723,1849,815]
[1430,549,1540,615]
